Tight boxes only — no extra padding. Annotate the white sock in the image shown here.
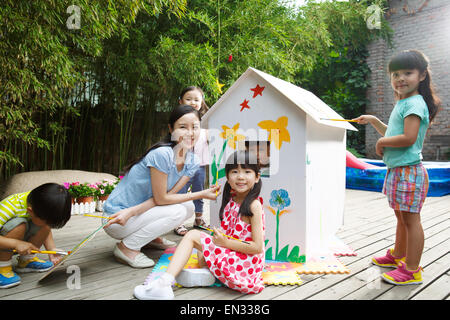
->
[0,259,12,267]
[160,272,175,286]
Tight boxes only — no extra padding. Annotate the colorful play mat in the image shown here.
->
[148,243,353,287]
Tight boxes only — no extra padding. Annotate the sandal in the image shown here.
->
[193,216,210,229]
[174,224,188,236]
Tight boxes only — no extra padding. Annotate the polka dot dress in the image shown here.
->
[200,197,265,294]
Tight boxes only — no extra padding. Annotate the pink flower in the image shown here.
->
[63,182,70,189]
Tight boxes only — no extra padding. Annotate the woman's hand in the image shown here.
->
[211,227,229,247]
[201,185,221,200]
[104,207,135,228]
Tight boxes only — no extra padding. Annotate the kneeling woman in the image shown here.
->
[103,105,220,268]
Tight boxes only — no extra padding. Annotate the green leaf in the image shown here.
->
[276,245,290,261]
[265,247,273,261]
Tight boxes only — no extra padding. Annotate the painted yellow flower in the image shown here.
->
[258,116,290,150]
[220,123,246,149]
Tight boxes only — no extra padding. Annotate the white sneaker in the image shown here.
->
[175,268,216,287]
[134,274,174,300]
[113,245,155,268]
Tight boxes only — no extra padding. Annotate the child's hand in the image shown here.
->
[202,185,221,200]
[14,240,39,255]
[375,138,385,156]
[212,227,228,247]
[48,251,65,265]
[353,115,376,125]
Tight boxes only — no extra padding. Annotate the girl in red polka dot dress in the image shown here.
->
[134,151,265,300]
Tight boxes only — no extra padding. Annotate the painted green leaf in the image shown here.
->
[211,154,217,184]
[287,245,300,262]
[276,245,289,261]
[265,247,273,260]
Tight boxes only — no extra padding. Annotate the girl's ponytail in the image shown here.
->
[418,69,440,122]
[219,182,232,221]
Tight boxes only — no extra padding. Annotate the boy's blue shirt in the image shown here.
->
[383,95,429,169]
[104,146,199,214]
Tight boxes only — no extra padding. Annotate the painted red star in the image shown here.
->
[250,84,265,98]
[240,99,250,112]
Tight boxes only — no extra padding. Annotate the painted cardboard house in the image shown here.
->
[202,67,357,262]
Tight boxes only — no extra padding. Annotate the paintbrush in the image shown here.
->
[196,225,250,244]
[320,118,358,123]
[12,249,70,256]
[83,214,113,220]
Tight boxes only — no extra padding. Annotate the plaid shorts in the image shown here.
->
[382,163,429,213]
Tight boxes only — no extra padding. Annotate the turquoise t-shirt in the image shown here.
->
[103,146,199,214]
[383,95,429,169]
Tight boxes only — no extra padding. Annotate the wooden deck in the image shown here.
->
[1,189,448,300]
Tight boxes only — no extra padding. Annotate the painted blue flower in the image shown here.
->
[269,189,291,211]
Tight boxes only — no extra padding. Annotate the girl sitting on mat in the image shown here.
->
[134,150,265,299]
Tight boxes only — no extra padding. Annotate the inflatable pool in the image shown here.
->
[346,152,450,197]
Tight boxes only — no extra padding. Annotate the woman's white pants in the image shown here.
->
[104,201,194,250]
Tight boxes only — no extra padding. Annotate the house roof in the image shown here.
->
[203,67,357,131]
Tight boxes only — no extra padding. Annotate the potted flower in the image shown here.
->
[94,179,117,211]
[64,182,98,214]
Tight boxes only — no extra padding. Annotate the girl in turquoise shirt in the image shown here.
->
[354,50,441,285]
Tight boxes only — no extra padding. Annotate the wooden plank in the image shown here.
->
[376,239,450,300]
[411,272,449,300]
[312,231,449,300]
[272,239,394,300]
[1,191,447,300]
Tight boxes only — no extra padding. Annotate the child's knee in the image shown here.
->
[394,210,405,223]
[184,201,195,218]
[185,229,202,244]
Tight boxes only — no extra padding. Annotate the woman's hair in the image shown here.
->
[388,49,441,122]
[27,183,72,228]
[122,104,201,174]
[179,86,209,117]
[219,150,262,220]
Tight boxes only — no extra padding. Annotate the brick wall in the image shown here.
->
[365,0,450,160]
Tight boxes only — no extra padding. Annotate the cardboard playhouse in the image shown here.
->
[202,67,357,263]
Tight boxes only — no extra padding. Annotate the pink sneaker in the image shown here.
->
[372,249,405,268]
[381,261,423,285]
